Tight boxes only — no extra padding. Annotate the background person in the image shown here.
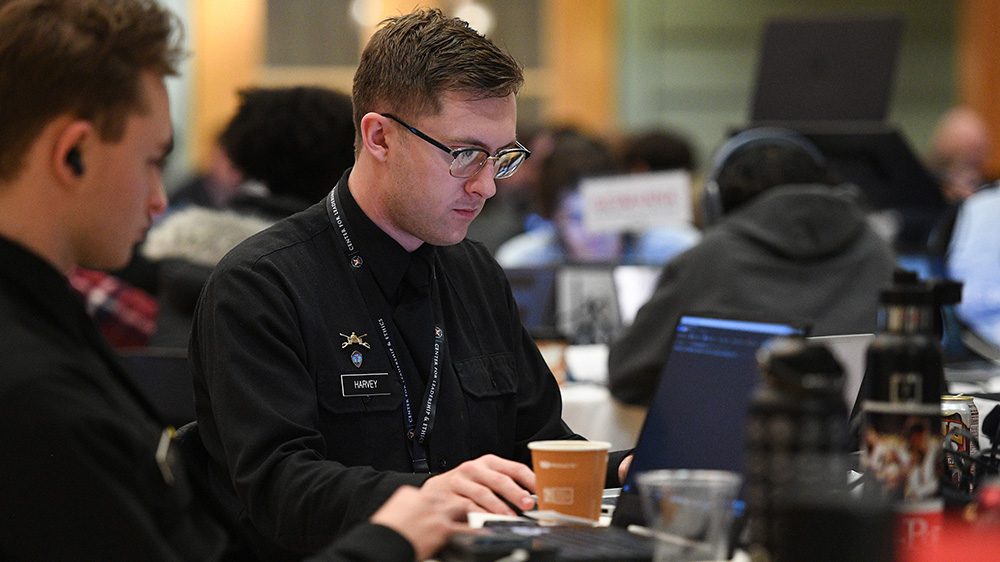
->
[464,121,564,254]
[495,130,625,266]
[619,127,697,174]
[924,106,995,257]
[927,106,993,204]
[608,128,895,405]
[141,85,356,347]
[947,184,1000,351]
[496,129,699,267]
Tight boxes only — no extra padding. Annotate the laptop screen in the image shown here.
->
[505,266,559,339]
[555,265,622,345]
[621,315,801,493]
[506,264,663,345]
[807,333,875,413]
[750,15,903,123]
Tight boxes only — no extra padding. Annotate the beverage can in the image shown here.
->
[942,395,980,493]
[861,401,942,503]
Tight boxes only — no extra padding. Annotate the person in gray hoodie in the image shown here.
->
[608,128,895,405]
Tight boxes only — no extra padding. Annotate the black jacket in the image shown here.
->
[0,235,415,562]
[191,176,625,558]
[0,236,227,560]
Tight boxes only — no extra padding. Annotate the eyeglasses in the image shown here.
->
[381,113,530,180]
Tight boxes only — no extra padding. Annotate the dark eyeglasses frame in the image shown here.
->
[380,113,530,180]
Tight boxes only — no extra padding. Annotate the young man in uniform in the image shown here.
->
[0,1,463,560]
[191,8,632,559]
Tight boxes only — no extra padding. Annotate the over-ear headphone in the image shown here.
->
[700,127,825,228]
[66,147,84,177]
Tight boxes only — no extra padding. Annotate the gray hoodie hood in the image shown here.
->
[722,183,867,260]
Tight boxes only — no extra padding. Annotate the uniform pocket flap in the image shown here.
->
[455,353,517,398]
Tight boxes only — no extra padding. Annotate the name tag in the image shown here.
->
[341,373,391,397]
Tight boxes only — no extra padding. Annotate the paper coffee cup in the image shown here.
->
[528,440,610,522]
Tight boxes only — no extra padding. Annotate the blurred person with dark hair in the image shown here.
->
[168,140,246,210]
[140,86,356,347]
[496,129,699,266]
[464,121,565,253]
[221,86,357,217]
[619,126,702,259]
[496,131,624,265]
[608,129,895,405]
[621,127,697,173]
[168,85,355,217]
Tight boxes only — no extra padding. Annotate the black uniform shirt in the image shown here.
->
[191,172,620,558]
[0,236,227,561]
[0,235,419,562]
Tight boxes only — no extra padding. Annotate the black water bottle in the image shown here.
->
[746,337,848,562]
[860,280,945,549]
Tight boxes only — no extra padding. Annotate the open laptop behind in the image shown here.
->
[613,315,803,528]
[555,265,622,345]
[750,14,903,124]
[613,265,661,328]
[505,265,624,344]
[443,315,800,561]
[808,333,875,412]
[506,264,660,346]
[505,266,560,340]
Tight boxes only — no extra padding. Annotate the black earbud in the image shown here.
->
[66,147,84,177]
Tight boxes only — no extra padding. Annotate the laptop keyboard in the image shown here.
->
[503,525,653,561]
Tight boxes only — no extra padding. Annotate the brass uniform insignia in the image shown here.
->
[340,332,371,349]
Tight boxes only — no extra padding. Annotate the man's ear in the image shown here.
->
[359,112,391,163]
[51,120,93,186]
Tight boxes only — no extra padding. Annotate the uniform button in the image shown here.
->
[438,458,448,469]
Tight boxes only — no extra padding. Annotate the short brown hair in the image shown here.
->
[0,0,183,180]
[351,8,523,145]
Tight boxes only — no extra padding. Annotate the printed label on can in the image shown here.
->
[941,395,979,493]
[896,507,943,551]
[861,407,941,503]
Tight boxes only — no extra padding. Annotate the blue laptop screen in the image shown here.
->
[621,315,801,493]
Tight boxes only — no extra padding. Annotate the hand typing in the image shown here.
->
[422,454,536,516]
[370,485,467,561]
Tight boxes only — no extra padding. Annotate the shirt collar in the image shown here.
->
[339,177,436,303]
[0,234,167,423]
[0,235,96,343]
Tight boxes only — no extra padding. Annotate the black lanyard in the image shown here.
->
[325,184,443,473]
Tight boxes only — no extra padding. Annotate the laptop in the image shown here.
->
[442,314,800,561]
[555,265,622,345]
[613,265,662,328]
[505,266,560,340]
[506,264,661,346]
[613,315,803,526]
[808,334,876,412]
[750,14,904,124]
[505,265,625,344]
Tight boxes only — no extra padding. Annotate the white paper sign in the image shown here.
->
[579,170,692,233]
